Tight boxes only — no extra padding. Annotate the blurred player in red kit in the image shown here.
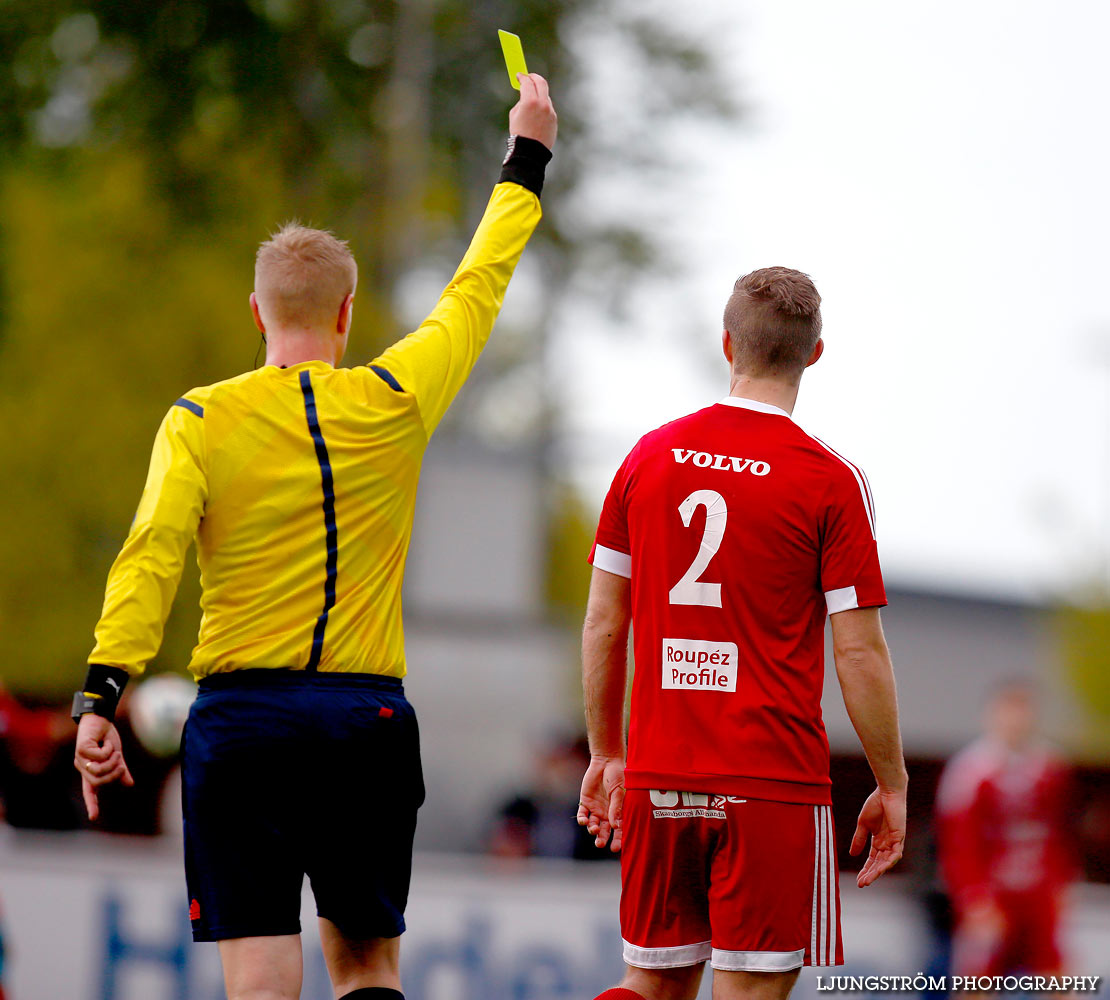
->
[936,680,1076,977]
[578,268,908,1000]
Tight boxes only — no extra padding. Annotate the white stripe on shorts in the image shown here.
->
[711,947,805,972]
[825,806,837,966]
[820,805,829,964]
[810,804,837,966]
[622,938,712,969]
[811,806,820,963]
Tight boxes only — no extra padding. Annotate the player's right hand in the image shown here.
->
[74,713,134,821]
[509,73,557,150]
[850,785,906,887]
[577,754,625,853]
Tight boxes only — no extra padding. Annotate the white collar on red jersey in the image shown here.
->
[718,395,792,419]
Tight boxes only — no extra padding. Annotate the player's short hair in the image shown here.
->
[723,267,822,378]
[255,223,358,330]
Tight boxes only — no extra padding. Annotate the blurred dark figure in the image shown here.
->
[904,818,954,998]
[0,686,176,834]
[490,735,616,860]
[1077,791,1110,882]
[936,680,1076,976]
[0,907,6,1000]
[0,684,78,828]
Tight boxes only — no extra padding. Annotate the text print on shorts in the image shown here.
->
[649,790,746,819]
[662,637,738,692]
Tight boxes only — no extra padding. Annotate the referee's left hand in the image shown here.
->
[74,714,134,821]
[509,73,557,150]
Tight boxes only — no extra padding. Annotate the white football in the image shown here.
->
[129,675,197,757]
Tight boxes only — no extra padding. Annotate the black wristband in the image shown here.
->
[499,135,552,198]
[72,691,110,724]
[73,663,130,723]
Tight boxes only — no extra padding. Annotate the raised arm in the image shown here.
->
[370,74,557,437]
[830,606,908,886]
[75,399,208,818]
[577,566,632,852]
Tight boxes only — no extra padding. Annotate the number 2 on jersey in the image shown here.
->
[668,490,727,607]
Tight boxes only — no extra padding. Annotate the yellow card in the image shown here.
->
[498,29,528,90]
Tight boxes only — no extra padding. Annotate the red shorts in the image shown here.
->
[620,790,842,972]
[953,890,1064,976]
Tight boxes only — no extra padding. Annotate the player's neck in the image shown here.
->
[727,373,801,416]
[265,329,342,368]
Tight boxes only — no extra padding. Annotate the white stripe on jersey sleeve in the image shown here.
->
[809,436,876,539]
[592,544,632,579]
[825,586,859,614]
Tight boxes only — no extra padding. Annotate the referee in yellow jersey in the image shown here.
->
[73,76,557,1000]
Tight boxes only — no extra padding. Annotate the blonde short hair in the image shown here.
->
[254,222,358,329]
[723,267,822,378]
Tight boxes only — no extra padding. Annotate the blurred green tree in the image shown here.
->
[1057,597,1110,761]
[0,0,735,694]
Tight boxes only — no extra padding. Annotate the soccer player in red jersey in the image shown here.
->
[578,268,908,1000]
[936,680,1076,978]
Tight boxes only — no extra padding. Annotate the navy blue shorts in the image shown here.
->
[181,670,424,943]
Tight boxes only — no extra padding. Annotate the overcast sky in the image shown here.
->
[549,0,1110,602]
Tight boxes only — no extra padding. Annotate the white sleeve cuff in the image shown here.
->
[825,585,859,614]
[592,544,632,579]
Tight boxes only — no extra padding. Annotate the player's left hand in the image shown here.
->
[74,713,134,821]
[850,785,906,887]
[577,755,625,853]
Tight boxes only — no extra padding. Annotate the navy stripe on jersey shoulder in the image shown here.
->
[174,397,204,418]
[369,364,404,392]
[299,370,338,672]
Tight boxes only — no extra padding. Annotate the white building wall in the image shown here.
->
[821,589,1080,757]
[402,440,580,849]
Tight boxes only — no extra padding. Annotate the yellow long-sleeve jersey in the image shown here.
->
[89,180,542,679]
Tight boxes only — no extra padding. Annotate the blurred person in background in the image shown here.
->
[489,734,617,861]
[578,268,907,1000]
[0,686,65,998]
[0,683,178,834]
[0,683,77,830]
[0,899,6,1000]
[70,77,557,1000]
[936,679,1077,977]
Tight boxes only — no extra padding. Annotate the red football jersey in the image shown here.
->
[590,396,886,805]
[936,737,1077,906]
